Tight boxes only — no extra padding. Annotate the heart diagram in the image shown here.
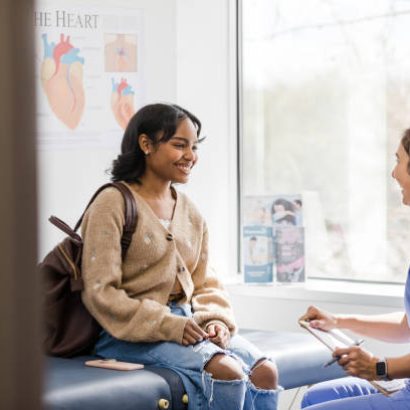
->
[111,78,135,129]
[104,34,137,72]
[41,33,85,130]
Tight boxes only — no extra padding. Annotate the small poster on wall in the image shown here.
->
[275,226,305,283]
[243,194,305,284]
[243,225,274,283]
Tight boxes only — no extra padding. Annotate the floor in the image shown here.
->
[278,386,308,410]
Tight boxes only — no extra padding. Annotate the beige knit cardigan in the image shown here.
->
[81,183,237,344]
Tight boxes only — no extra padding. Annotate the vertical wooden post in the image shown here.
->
[0,0,41,408]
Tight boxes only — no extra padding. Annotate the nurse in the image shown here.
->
[299,128,410,410]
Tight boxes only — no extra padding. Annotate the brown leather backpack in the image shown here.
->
[39,182,137,357]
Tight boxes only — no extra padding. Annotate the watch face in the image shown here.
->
[376,360,387,376]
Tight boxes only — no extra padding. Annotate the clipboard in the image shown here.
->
[298,320,404,396]
[298,320,359,351]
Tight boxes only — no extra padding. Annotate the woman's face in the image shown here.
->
[392,142,410,205]
[145,117,199,184]
[273,204,285,213]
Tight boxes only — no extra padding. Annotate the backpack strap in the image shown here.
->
[110,182,138,258]
[60,182,137,258]
[49,216,82,244]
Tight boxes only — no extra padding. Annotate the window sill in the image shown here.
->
[224,278,404,308]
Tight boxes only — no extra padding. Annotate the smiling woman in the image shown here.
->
[110,104,201,185]
[80,103,281,410]
[393,130,410,206]
[138,118,199,186]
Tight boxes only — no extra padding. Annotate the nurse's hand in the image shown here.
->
[299,305,338,331]
[334,346,377,380]
[182,319,208,346]
[206,323,230,349]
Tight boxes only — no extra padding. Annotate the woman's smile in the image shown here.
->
[175,162,193,175]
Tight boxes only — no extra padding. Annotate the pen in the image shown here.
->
[323,339,364,368]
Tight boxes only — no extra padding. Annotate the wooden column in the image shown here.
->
[0,1,41,408]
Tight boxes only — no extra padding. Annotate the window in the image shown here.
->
[241,0,410,283]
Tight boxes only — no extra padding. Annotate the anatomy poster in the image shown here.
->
[34,5,144,149]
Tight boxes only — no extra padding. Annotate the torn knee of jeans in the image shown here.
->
[247,379,284,393]
[249,357,280,391]
[202,371,247,406]
[202,352,246,382]
[249,356,271,376]
[205,371,247,383]
[201,349,236,372]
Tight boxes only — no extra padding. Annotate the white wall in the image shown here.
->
[176,0,238,277]
[38,0,239,279]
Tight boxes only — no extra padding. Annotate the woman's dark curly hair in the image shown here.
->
[401,129,410,174]
[111,103,201,183]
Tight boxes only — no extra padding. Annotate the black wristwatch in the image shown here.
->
[375,359,390,381]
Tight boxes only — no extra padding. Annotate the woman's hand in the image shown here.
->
[299,305,338,331]
[182,319,208,346]
[206,323,230,349]
[334,346,377,381]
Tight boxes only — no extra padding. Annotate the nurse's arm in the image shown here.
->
[336,312,410,343]
[387,352,410,379]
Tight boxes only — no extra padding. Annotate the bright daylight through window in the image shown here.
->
[241,0,410,284]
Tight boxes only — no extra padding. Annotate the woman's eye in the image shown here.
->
[173,143,198,151]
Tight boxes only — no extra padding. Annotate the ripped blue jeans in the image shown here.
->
[95,303,281,410]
